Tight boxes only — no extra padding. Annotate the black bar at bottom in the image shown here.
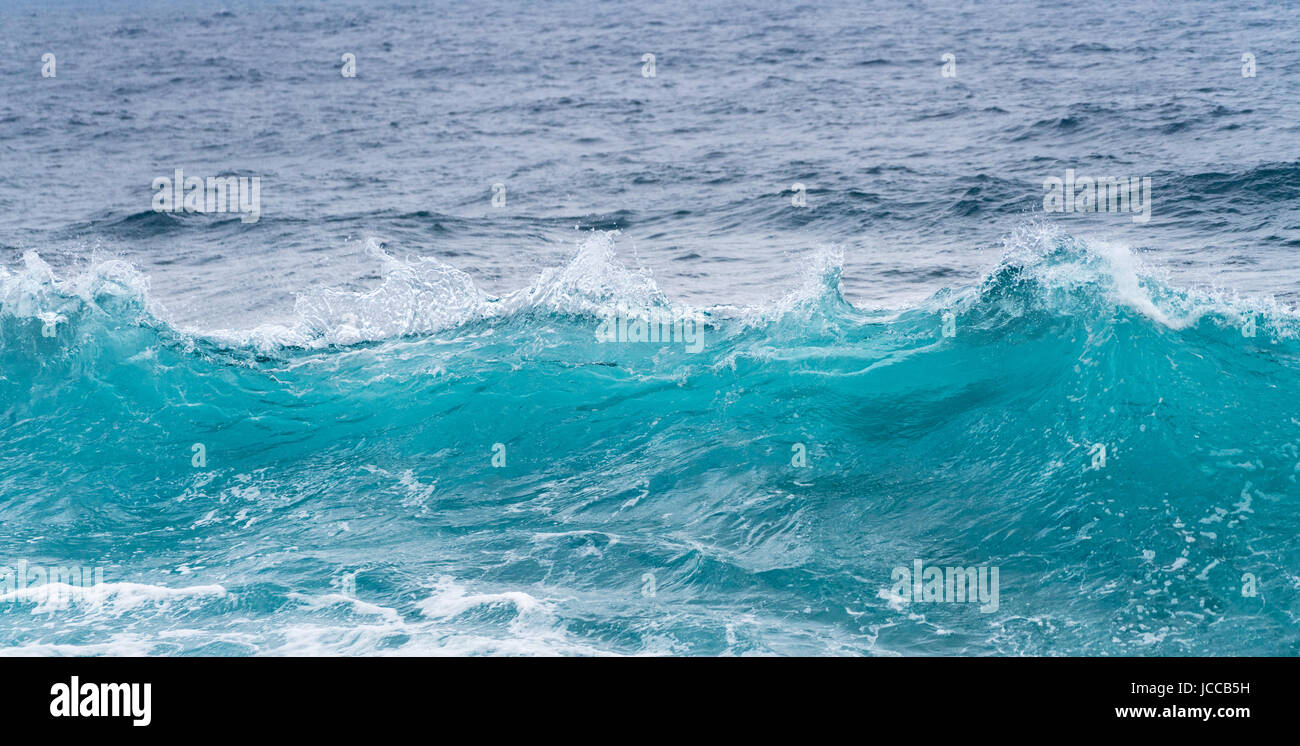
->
[0,657,1286,734]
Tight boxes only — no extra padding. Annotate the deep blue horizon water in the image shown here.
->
[1,0,1299,655]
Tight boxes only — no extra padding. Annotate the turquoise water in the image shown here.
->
[2,0,1298,655]
[2,225,1297,654]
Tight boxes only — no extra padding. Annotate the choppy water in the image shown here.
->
[1,0,1298,655]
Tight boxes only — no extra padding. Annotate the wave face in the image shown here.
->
[2,227,1298,656]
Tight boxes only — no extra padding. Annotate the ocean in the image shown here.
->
[1,0,1298,655]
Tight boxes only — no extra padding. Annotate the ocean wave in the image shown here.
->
[3,224,1295,356]
[4,224,1299,655]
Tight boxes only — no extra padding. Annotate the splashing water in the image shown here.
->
[2,226,1297,656]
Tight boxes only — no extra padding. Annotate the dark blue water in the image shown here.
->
[1,0,1298,655]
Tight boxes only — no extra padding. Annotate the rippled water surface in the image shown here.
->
[1,0,1298,655]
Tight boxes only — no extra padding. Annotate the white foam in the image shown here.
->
[0,581,226,614]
